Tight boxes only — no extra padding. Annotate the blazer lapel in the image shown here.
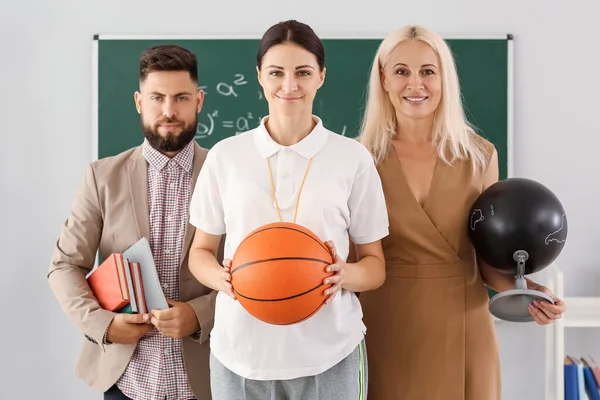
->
[180,143,208,267]
[127,146,150,241]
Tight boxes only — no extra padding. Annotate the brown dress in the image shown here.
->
[359,144,501,400]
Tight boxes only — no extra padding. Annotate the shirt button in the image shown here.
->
[170,183,176,189]
[162,283,169,290]
[283,173,290,179]
[167,214,173,221]
[163,348,170,356]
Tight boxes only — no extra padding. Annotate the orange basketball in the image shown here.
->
[230,222,334,325]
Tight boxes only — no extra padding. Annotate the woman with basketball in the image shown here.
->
[188,20,389,400]
[355,25,566,399]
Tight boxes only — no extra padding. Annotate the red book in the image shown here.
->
[87,253,130,311]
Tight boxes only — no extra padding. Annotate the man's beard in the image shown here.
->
[142,115,197,153]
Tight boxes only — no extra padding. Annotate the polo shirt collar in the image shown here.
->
[254,115,328,159]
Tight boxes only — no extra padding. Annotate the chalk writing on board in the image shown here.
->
[233,74,247,86]
[217,82,238,97]
[221,112,256,133]
[196,110,263,139]
[198,73,249,98]
[196,110,220,138]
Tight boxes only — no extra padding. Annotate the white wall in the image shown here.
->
[1,0,597,398]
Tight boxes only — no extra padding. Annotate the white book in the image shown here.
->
[122,237,169,311]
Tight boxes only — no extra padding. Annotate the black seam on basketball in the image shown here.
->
[233,282,324,302]
[231,257,330,274]
[243,226,329,253]
[284,306,323,325]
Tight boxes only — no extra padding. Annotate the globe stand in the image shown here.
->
[488,250,554,322]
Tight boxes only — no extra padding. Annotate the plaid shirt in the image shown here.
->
[117,138,196,400]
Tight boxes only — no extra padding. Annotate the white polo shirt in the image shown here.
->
[189,116,389,380]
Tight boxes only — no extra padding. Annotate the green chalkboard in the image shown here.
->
[94,35,513,179]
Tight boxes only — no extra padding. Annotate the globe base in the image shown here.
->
[489,289,554,322]
[488,249,554,322]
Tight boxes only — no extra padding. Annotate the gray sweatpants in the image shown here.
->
[209,337,368,400]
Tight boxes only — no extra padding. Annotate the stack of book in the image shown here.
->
[565,355,600,400]
[86,237,169,314]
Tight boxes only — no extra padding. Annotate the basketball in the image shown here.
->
[230,222,334,325]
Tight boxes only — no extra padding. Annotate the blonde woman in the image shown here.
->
[356,25,566,399]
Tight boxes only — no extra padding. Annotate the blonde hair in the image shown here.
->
[357,25,489,174]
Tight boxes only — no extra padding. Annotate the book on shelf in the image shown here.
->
[565,354,600,400]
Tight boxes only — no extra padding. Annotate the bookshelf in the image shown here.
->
[544,265,600,399]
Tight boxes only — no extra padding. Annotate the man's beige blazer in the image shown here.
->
[48,142,218,399]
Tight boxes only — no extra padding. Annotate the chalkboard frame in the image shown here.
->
[92,33,513,178]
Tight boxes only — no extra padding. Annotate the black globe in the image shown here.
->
[468,178,567,275]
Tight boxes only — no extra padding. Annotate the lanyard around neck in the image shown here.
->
[266,155,313,224]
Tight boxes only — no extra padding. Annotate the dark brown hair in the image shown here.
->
[139,44,198,83]
[256,20,325,71]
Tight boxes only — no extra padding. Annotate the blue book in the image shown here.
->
[565,357,579,400]
[581,357,600,400]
